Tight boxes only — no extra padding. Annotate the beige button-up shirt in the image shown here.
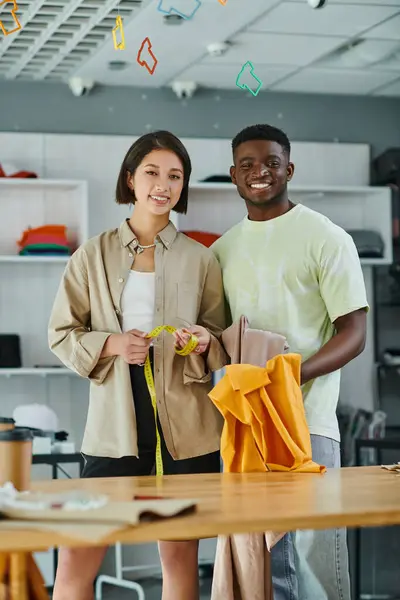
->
[48,220,228,460]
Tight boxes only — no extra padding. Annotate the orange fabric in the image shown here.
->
[17,225,67,249]
[209,353,326,474]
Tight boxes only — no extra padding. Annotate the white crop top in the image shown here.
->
[120,270,155,334]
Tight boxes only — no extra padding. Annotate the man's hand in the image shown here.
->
[173,325,211,355]
[300,309,367,385]
[103,330,151,365]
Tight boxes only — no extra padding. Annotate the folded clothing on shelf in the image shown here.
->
[17,225,70,256]
[0,162,37,178]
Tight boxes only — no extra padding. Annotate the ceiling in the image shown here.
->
[1,0,400,97]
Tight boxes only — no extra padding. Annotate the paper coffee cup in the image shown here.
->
[0,427,33,491]
[0,417,15,432]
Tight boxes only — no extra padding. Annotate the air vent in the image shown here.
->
[317,39,400,69]
[0,0,144,81]
[108,60,129,70]
[163,14,184,24]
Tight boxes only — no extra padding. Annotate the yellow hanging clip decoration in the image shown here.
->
[112,14,125,50]
[144,325,199,477]
[0,0,22,37]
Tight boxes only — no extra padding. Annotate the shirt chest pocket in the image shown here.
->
[175,282,201,325]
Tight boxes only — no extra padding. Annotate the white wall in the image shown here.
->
[0,132,375,582]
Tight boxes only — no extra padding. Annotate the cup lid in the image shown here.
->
[0,427,34,442]
[0,417,15,424]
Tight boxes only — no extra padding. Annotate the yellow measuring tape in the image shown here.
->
[144,325,199,476]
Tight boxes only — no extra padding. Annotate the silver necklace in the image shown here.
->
[136,242,156,254]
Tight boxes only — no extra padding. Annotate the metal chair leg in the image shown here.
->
[95,574,145,600]
[95,543,146,600]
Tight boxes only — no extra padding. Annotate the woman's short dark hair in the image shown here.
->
[116,130,192,214]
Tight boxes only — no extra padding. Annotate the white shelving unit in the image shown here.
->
[0,367,76,377]
[0,255,70,263]
[0,178,89,373]
[0,178,89,258]
[179,183,393,266]
[0,178,90,586]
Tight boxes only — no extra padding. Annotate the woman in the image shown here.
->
[48,130,227,600]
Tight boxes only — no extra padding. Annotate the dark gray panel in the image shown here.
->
[0,82,399,158]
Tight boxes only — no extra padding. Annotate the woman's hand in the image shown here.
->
[105,330,151,365]
[173,325,211,355]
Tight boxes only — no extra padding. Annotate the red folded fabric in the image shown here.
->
[0,163,37,178]
[182,231,220,247]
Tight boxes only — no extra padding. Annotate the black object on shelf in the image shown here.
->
[372,148,400,186]
[201,175,232,183]
[346,230,384,259]
[0,334,21,368]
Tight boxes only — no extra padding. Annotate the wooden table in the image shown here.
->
[1,466,400,554]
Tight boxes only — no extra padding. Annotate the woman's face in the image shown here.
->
[127,149,184,216]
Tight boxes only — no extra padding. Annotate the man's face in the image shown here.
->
[230,140,294,206]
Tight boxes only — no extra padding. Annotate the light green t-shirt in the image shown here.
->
[211,204,369,442]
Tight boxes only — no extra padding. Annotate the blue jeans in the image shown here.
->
[271,434,351,600]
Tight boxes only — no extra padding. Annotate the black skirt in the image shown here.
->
[81,350,220,478]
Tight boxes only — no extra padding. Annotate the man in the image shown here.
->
[211,124,368,600]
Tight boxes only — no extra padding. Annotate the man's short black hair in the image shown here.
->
[232,124,291,157]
